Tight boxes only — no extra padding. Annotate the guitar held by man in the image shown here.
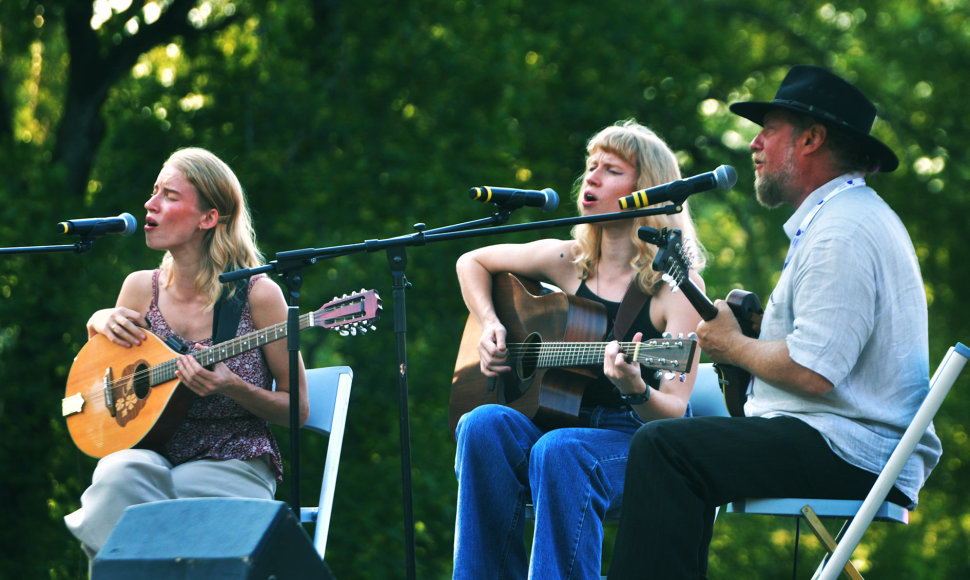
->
[638,225,762,416]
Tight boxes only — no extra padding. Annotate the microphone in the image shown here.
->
[469,186,559,212]
[58,213,138,237]
[618,165,737,210]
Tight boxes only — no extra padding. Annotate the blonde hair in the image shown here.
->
[158,147,263,310]
[571,119,706,294]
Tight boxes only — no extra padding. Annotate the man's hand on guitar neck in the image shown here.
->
[695,300,748,366]
[697,300,834,397]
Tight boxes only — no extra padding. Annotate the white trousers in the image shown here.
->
[64,449,277,557]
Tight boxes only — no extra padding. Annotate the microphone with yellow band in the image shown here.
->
[618,165,737,210]
[469,186,559,213]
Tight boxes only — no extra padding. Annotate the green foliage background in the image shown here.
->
[1,1,968,578]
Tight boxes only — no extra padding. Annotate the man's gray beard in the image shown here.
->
[754,167,797,209]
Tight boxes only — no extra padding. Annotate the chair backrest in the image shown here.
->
[689,363,730,418]
[300,366,353,560]
[816,342,969,580]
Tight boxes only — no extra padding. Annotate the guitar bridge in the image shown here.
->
[103,367,117,417]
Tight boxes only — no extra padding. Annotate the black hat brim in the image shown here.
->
[729,101,899,173]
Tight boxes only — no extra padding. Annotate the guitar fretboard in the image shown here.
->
[507,339,691,372]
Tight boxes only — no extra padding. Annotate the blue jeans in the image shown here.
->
[453,404,644,580]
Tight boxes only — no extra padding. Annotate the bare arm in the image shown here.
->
[86,270,153,347]
[455,239,578,376]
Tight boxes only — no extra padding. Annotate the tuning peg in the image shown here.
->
[688,332,697,340]
[678,373,686,382]
[662,332,672,339]
[339,329,349,337]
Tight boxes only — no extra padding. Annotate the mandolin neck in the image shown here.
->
[150,312,311,386]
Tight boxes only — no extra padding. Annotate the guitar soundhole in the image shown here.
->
[516,332,541,380]
[498,332,541,404]
[132,363,151,399]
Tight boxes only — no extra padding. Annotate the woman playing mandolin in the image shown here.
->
[451,120,707,578]
[65,148,308,559]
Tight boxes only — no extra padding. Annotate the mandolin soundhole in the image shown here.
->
[132,362,151,399]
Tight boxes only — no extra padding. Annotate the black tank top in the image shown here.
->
[575,280,663,408]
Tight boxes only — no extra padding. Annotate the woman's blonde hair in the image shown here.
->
[158,147,263,310]
[571,119,706,294]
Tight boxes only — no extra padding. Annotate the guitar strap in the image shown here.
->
[611,280,649,341]
[212,277,250,345]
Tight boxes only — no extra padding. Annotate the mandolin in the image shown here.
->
[63,289,381,458]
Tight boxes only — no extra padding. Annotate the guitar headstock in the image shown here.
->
[637,334,697,374]
[638,226,692,291]
[315,289,382,336]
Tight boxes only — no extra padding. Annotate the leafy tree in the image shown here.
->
[1,1,968,578]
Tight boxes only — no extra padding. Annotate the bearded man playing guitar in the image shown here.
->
[609,67,943,579]
[451,120,706,579]
[64,148,309,560]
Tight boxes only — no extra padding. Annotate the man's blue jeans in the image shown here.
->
[453,404,645,579]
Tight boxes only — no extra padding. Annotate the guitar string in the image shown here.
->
[505,342,685,351]
[505,342,689,363]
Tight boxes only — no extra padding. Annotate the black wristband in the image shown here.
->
[619,387,650,406]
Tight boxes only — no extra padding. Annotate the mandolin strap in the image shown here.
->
[212,277,250,345]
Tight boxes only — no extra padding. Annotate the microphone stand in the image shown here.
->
[220,254,309,518]
[221,202,682,577]
[0,239,98,255]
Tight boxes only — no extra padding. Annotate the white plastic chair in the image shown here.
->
[688,362,730,419]
[297,366,353,560]
[725,342,968,580]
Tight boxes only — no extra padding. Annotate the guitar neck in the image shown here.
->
[151,313,311,385]
[511,339,692,372]
[678,280,719,321]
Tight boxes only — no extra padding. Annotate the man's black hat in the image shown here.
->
[730,65,899,172]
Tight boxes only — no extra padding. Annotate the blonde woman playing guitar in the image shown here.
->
[451,120,707,580]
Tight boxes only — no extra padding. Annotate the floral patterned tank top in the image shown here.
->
[147,270,283,481]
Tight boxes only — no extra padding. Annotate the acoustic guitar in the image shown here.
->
[638,226,763,417]
[449,272,696,435]
[62,289,381,458]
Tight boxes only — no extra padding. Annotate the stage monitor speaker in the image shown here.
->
[91,498,335,579]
